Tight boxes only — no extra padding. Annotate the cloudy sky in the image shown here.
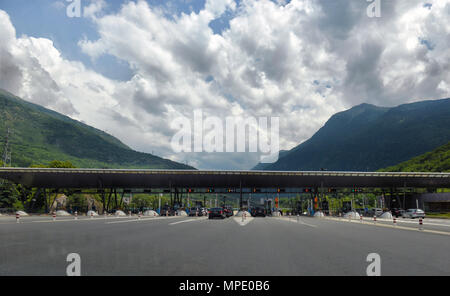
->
[0,0,449,170]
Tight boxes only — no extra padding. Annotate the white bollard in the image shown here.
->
[393,217,396,226]
[373,215,377,224]
[74,211,78,220]
[91,212,93,219]
[419,218,423,231]
[52,212,56,222]
[16,213,20,223]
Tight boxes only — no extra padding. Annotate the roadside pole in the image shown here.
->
[159,193,162,215]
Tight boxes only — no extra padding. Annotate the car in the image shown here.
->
[402,209,425,219]
[189,207,204,216]
[251,207,266,217]
[222,205,233,217]
[369,208,383,217]
[208,207,226,219]
[391,208,405,218]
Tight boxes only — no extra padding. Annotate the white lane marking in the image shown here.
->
[274,217,318,228]
[106,217,178,224]
[31,216,136,223]
[169,218,206,225]
[233,216,254,226]
[296,218,318,228]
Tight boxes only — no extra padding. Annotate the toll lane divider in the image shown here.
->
[321,216,450,236]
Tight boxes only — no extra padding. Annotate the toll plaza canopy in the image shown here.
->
[0,168,449,189]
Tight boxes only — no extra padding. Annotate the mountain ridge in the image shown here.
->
[254,98,450,171]
[0,89,194,170]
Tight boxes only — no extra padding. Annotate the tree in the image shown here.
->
[48,160,76,168]
[66,194,88,213]
[31,160,76,168]
[0,181,20,210]
[130,195,152,211]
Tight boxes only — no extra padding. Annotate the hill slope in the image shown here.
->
[256,98,450,171]
[0,89,194,169]
[379,141,450,172]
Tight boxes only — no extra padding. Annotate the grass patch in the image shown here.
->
[425,212,450,219]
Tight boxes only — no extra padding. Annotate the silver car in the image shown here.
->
[402,209,425,219]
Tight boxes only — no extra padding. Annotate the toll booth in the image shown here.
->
[321,200,329,215]
[241,200,249,211]
[265,199,273,215]
[342,201,352,213]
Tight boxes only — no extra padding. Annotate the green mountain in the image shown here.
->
[255,98,450,171]
[0,89,194,169]
[379,141,450,172]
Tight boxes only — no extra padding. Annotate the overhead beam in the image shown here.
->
[0,168,449,189]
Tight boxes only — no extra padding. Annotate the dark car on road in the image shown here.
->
[208,207,226,219]
[391,208,405,218]
[222,205,233,217]
[251,207,266,217]
[189,207,205,216]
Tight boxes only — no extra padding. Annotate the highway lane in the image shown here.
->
[0,216,449,276]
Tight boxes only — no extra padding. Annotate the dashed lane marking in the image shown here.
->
[168,218,207,225]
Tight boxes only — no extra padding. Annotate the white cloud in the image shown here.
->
[1,0,449,169]
[83,0,107,19]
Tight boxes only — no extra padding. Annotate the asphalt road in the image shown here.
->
[0,215,449,276]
